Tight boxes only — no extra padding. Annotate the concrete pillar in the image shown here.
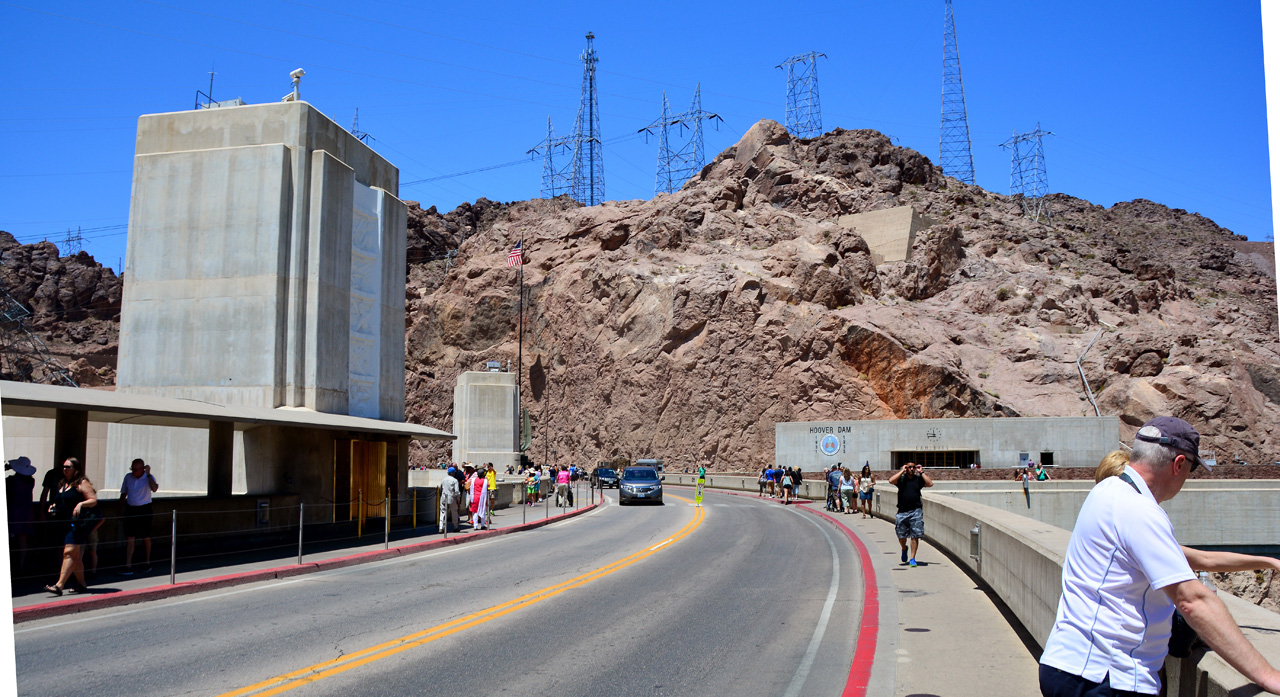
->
[53,409,88,468]
[207,421,234,497]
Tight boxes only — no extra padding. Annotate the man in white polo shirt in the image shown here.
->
[1040,416,1280,696]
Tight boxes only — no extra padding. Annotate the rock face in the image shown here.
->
[0,232,120,386]
[401,120,1280,471]
[1213,570,1280,615]
[4,120,1279,471]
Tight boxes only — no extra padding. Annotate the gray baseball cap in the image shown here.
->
[1135,416,1210,471]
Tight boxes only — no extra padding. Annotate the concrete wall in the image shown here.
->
[928,479,1280,549]
[835,206,937,265]
[775,416,1119,471]
[2,416,108,489]
[451,371,519,471]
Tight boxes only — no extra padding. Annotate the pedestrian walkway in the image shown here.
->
[12,491,599,619]
[686,485,1042,697]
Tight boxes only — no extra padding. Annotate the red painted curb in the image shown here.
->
[802,507,880,697]
[14,501,601,624]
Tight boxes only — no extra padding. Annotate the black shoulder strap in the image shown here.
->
[1118,472,1141,494]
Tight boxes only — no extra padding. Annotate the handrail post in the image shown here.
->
[297,502,304,566]
[385,487,390,550]
[522,482,526,525]
[169,510,177,585]
[357,489,362,539]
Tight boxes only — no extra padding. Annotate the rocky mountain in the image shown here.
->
[0,232,120,387]
[403,120,1280,470]
[2,120,1277,472]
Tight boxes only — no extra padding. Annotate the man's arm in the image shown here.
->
[1182,546,1280,574]
[1165,579,1280,693]
[921,470,934,487]
[887,466,905,485]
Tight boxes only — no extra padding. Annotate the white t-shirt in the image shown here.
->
[120,472,156,506]
[1040,466,1195,694]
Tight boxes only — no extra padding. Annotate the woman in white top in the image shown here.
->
[857,464,875,518]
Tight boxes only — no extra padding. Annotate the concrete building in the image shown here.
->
[451,371,520,471]
[43,98,453,518]
[774,416,1120,470]
[835,206,937,265]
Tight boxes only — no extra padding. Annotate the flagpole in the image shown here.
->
[516,235,524,465]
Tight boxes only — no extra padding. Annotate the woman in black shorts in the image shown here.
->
[44,458,98,596]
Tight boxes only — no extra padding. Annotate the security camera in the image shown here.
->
[290,68,306,81]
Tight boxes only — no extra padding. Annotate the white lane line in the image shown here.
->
[781,507,842,697]
[649,539,673,551]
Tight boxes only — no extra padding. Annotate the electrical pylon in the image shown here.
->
[350,108,372,144]
[777,52,826,139]
[570,32,605,206]
[528,117,576,198]
[999,124,1053,222]
[940,0,975,184]
[639,85,722,195]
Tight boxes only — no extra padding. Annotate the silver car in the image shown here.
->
[618,467,663,505]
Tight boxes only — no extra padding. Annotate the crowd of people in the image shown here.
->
[4,454,159,596]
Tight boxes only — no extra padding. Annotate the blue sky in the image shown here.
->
[0,1,1272,274]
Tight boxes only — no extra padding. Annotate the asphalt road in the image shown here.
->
[15,489,870,697]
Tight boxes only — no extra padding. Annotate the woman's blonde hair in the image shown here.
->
[1094,450,1130,483]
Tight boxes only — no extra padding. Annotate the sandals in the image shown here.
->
[44,584,62,596]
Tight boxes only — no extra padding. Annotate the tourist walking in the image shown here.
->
[43,458,99,595]
[757,467,768,497]
[888,462,932,567]
[6,456,36,573]
[468,468,489,530]
[1040,416,1280,695]
[439,473,460,533]
[858,464,875,518]
[839,468,855,515]
[780,468,794,505]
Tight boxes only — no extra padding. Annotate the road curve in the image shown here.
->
[16,488,872,697]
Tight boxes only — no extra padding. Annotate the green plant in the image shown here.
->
[978,372,990,379]
[996,287,1012,301]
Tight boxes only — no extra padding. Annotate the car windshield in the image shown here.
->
[623,468,659,481]
[597,468,615,476]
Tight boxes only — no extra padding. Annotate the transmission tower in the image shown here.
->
[350,108,372,144]
[0,286,77,387]
[62,227,83,255]
[940,0,975,184]
[639,85,722,195]
[777,52,826,139]
[999,124,1053,222]
[527,117,576,198]
[570,32,605,206]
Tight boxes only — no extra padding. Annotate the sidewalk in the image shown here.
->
[714,488,1042,697]
[12,491,600,622]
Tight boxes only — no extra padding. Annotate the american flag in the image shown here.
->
[507,241,523,268]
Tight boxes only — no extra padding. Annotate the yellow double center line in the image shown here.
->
[220,495,705,697]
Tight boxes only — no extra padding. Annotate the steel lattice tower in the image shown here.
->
[528,117,576,198]
[999,124,1053,222]
[0,286,76,387]
[640,85,722,195]
[570,32,605,206]
[940,0,975,184]
[777,52,826,139]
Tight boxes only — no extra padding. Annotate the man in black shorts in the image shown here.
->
[119,458,159,575]
[888,462,932,567]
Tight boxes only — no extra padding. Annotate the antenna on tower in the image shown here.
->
[1000,124,1053,222]
[639,84,722,195]
[940,0,975,184]
[777,52,826,139]
[194,67,216,110]
[350,108,372,143]
[527,117,575,198]
[570,32,605,206]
